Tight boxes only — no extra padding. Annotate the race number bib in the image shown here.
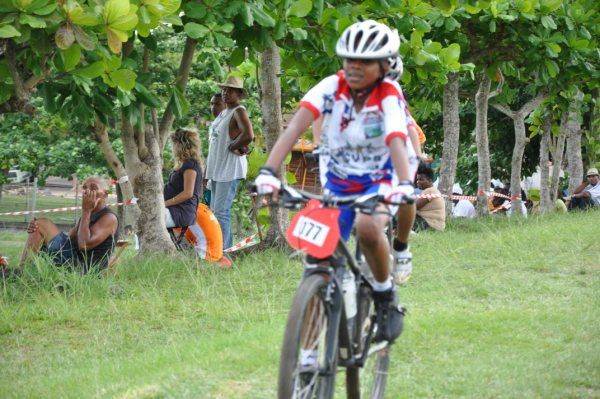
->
[291,216,330,247]
[286,199,341,258]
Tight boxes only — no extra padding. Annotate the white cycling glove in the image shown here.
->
[254,167,282,195]
[383,181,415,204]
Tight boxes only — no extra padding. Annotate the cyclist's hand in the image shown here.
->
[254,167,282,198]
[384,182,415,204]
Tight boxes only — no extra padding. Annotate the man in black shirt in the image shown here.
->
[17,176,119,272]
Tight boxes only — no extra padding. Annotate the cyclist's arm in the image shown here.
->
[389,137,410,182]
[265,107,315,170]
[408,125,422,158]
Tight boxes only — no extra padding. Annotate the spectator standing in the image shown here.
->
[568,168,600,210]
[451,184,476,218]
[414,166,446,231]
[164,128,203,228]
[205,75,254,249]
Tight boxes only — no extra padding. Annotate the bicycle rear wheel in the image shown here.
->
[278,273,339,399]
[346,285,390,399]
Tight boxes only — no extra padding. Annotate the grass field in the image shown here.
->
[1,211,599,398]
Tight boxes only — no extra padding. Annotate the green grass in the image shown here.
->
[1,211,599,398]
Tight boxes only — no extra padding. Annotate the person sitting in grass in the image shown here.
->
[414,165,446,231]
[16,176,119,273]
[568,168,600,210]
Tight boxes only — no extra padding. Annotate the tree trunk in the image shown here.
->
[93,119,140,230]
[508,118,527,213]
[550,122,566,202]
[539,114,552,213]
[118,37,197,254]
[438,73,460,215]
[564,92,584,195]
[492,92,546,216]
[260,45,288,246]
[474,75,492,215]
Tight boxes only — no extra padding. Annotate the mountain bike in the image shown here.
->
[260,184,412,399]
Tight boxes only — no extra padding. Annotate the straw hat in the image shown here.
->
[586,167,599,177]
[218,75,248,99]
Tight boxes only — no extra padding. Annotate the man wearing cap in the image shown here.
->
[205,75,254,250]
[451,183,476,218]
[568,168,600,210]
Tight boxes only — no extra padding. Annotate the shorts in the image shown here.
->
[43,232,77,266]
[324,172,395,241]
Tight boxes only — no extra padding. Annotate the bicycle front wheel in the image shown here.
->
[278,273,339,399]
[346,285,390,399]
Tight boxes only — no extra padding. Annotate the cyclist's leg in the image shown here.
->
[355,207,391,283]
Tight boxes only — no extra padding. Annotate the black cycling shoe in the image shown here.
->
[372,287,405,343]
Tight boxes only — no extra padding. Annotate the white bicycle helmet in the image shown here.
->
[336,20,400,60]
[387,55,404,80]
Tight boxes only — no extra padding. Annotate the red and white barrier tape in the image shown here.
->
[224,233,259,253]
[0,199,137,217]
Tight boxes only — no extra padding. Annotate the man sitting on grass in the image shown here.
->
[568,168,600,210]
[14,176,118,274]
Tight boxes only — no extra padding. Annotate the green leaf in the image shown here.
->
[540,15,557,30]
[424,41,442,54]
[288,0,312,18]
[0,82,13,104]
[184,22,209,39]
[70,7,101,26]
[109,69,137,91]
[540,0,562,14]
[109,13,138,31]
[568,38,589,50]
[55,24,75,49]
[544,59,558,78]
[439,43,461,65]
[290,27,307,41]
[19,14,46,28]
[0,62,12,83]
[170,85,189,118]
[107,28,128,53]
[184,2,206,18]
[73,25,95,50]
[544,42,561,57]
[230,47,245,66]
[251,5,275,27]
[134,82,160,108]
[31,2,56,15]
[104,0,130,24]
[72,61,105,78]
[0,25,21,38]
[215,32,234,47]
[60,44,81,71]
[240,3,253,26]
[286,170,297,185]
[217,22,233,33]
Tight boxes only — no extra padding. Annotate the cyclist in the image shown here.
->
[254,20,415,343]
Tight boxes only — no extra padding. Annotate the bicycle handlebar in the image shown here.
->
[249,183,414,213]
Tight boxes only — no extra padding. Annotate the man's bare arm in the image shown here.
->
[229,108,254,151]
[77,213,118,250]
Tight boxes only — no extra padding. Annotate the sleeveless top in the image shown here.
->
[205,105,248,182]
[163,158,203,227]
[74,207,119,271]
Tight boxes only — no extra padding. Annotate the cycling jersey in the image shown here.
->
[299,71,409,180]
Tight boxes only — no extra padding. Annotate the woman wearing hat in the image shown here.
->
[205,75,254,250]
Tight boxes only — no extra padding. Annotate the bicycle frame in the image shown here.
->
[301,237,379,376]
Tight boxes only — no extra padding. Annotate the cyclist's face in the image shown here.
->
[343,58,383,90]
